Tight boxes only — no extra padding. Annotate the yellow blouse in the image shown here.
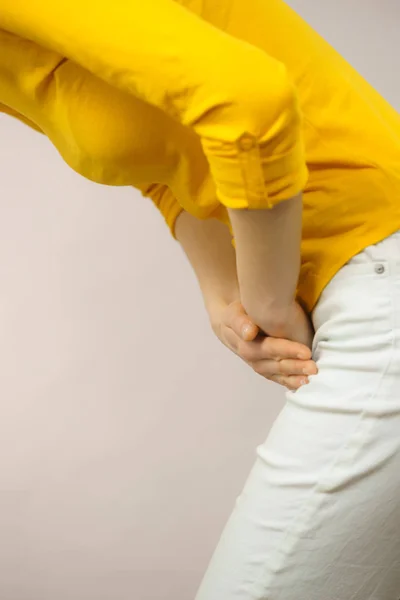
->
[1,0,400,311]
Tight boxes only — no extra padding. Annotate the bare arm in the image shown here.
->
[175,212,242,332]
[175,209,316,387]
[176,194,313,347]
[228,194,305,339]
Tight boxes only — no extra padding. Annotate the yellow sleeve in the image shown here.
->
[0,88,183,232]
[138,183,184,237]
[0,0,308,211]
[0,28,199,231]
[0,95,183,232]
[0,102,43,133]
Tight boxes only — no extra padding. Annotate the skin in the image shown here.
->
[213,300,317,391]
[175,210,318,391]
[228,195,304,339]
[0,0,312,386]
[0,12,309,381]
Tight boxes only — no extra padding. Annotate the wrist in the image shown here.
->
[244,299,297,338]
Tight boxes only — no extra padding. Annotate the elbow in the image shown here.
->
[230,57,300,144]
[199,52,304,208]
[195,45,301,144]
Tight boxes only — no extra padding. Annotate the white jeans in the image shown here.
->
[195,231,400,600]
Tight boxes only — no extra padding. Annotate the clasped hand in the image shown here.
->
[212,300,318,390]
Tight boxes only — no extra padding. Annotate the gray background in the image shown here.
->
[0,1,399,598]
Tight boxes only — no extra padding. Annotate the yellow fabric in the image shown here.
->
[1,0,400,311]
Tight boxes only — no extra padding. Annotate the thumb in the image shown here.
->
[226,301,259,341]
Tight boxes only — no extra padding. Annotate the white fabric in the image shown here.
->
[195,231,400,600]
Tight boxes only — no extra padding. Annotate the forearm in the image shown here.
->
[175,211,239,327]
[175,207,315,378]
[228,194,303,336]
[175,203,310,348]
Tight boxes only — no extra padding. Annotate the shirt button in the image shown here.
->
[375,264,385,275]
[237,133,256,152]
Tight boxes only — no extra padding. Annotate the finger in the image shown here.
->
[224,329,267,363]
[268,374,310,391]
[251,359,317,378]
[223,301,259,341]
[236,338,270,363]
[260,336,312,361]
[276,359,318,376]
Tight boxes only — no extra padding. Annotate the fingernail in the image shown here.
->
[242,325,253,339]
[300,378,309,386]
[298,353,309,360]
[302,368,312,375]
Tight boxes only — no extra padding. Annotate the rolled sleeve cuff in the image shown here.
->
[139,183,184,238]
[202,131,308,211]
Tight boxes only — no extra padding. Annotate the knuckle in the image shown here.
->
[263,338,274,355]
[280,359,295,375]
[288,360,300,374]
[264,339,280,359]
[270,374,283,386]
[271,374,292,390]
[268,349,281,363]
[252,362,263,375]
[275,360,284,375]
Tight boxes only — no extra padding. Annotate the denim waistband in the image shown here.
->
[329,230,400,283]
[350,230,400,265]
